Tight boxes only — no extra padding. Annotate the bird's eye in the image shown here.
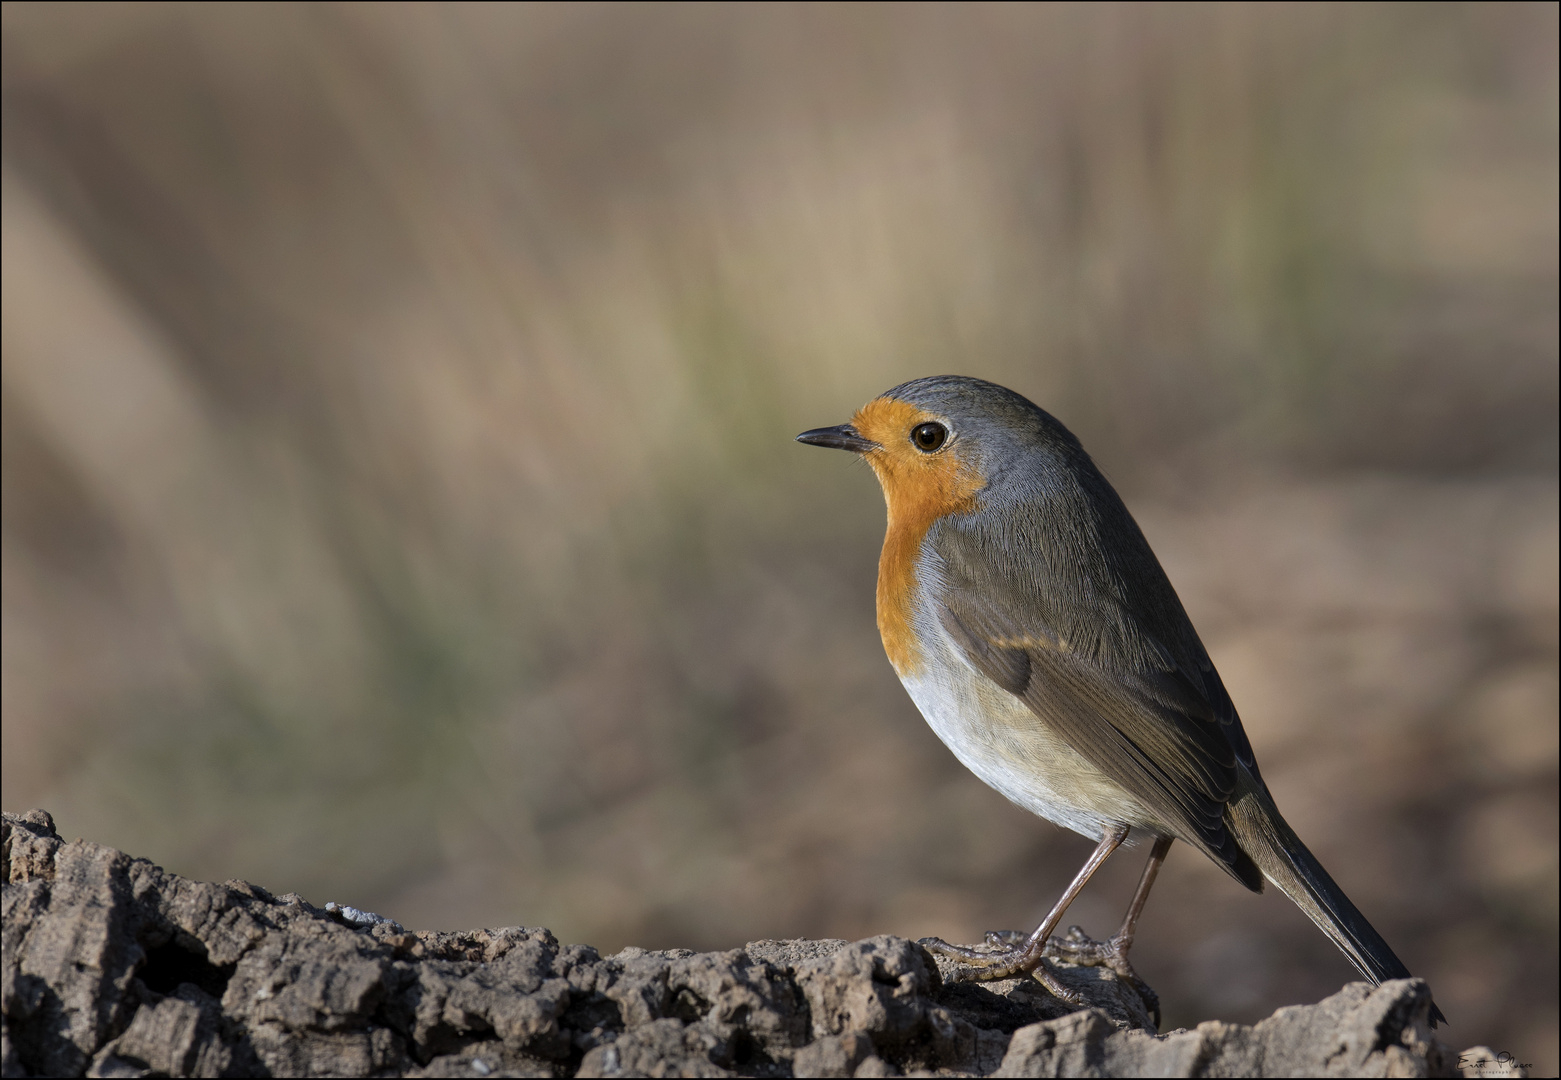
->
[911,422,948,452]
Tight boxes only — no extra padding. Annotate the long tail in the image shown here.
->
[1226,788,1446,1027]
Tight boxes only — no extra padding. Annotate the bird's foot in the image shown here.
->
[920,930,1101,1012]
[1043,925,1161,1028]
[917,930,1035,982]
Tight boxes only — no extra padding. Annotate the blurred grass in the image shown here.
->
[2,1,1556,1067]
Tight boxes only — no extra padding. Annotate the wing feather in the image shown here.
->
[932,507,1264,891]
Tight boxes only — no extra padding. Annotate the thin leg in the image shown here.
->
[920,824,1128,981]
[1046,835,1173,1026]
[1118,834,1172,947]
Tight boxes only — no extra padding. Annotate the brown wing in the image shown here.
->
[932,520,1265,892]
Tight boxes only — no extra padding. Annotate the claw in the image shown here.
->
[919,935,1002,963]
[919,934,1033,981]
[1031,959,1089,1007]
[1038,927,1161,1029]
[924,926,1158,1026]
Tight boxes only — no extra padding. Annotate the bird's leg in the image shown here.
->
[1044,834,1173,1027]
[920,824,1127,984]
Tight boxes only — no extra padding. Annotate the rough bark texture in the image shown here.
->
[0,811,1514,1078]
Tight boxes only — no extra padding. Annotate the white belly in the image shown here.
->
[898,601,1159,842]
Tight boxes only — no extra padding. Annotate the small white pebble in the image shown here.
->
[324,901,398,928]
[470,1059,491,1076]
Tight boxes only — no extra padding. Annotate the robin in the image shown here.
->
[796,375,1443,1026]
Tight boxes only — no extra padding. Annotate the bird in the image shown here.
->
[796,374,1443,1027]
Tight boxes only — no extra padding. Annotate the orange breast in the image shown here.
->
[851,397,985,676]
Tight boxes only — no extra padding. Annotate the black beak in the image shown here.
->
[795,424,878,453]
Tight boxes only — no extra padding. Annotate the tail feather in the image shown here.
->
[1227,789,1446,1027]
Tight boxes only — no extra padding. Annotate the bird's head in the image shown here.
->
[796,375,1075,524]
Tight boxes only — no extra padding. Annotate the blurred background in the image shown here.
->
[2,1,1556,1068]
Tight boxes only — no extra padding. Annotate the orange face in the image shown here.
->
[851,397,985,675]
